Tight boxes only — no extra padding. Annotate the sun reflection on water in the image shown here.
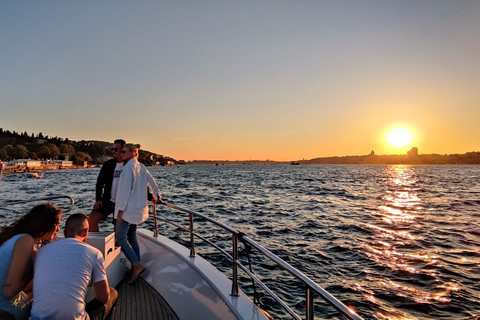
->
[356,165,458,319]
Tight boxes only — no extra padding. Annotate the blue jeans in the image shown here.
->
[115,220,140,264]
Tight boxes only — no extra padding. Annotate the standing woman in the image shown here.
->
[0,204,62,319]
[114,144,161,284]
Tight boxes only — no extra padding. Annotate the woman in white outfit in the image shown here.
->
[114,144,161,283]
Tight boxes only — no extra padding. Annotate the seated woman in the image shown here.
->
[0,203,62,319]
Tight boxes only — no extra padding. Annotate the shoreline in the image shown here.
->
[3,158,480,174]
[2,164,99,174]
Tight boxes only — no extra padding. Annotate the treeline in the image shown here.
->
[0,128,174,165]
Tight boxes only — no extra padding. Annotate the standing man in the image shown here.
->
[89,139,126,232]
[30,213,118,319]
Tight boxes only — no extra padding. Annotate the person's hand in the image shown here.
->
[117,211,123,224]
[93,201,102,210]
[152,198,163,204]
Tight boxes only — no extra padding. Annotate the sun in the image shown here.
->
[387,128,412,147]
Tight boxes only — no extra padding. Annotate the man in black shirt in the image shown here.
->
[88,139,125,232]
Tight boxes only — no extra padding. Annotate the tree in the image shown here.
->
[28,152,38,160]
[3,145,13,152]
[72,152,92,165]
[0,149,8,161]
[12,145,29,159]
[36,146,52,158]
[60,144,76,158]
[3,145,14,159]
[46,143,60,158]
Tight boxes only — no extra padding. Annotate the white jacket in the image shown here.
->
[114,158,160,224]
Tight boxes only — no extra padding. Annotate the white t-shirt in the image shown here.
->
[110,162,124,203]
[30,238,107,320]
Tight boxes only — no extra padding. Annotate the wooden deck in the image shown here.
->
[113,276,178,320]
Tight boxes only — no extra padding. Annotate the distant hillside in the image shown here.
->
[0,128,177,165]
[300,152,480,165]
[188,150,480,165]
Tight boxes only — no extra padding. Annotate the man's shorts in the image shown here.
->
[94,200,116,220]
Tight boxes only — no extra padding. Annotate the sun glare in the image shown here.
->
[387,128,412,147]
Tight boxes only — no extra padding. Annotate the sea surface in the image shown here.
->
[1,164,480,319]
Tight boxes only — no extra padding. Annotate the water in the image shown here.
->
[1,164,480,319]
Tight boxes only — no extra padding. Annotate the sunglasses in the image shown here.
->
[121,150,130,154]
[111,147,119,152]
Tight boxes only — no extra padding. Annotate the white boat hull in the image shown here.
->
[135,229,270,320]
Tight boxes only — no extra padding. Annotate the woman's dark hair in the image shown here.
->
[0,203,62,245]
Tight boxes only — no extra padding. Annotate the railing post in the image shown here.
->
[231,234,240,296]
[153,203,158,237]
[306,287,314,320]
[189,213,196,257]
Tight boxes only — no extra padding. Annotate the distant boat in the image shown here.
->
[26,171,44,178]
[290,161,300,165]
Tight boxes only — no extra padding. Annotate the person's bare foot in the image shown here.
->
[128,262,146,284]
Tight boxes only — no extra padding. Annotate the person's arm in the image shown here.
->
[146,169,161,203]
[22,279,34,299]
[3,235,34,299]
[93,280,110,304]
[115,162,134,215]
[95,161,110,202]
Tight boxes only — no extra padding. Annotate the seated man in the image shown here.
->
[30,213,118,320]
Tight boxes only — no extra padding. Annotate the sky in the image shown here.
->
[1,1,479,161]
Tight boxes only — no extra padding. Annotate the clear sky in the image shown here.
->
[1,1,479,161]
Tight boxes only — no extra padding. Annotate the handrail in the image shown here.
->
[162,201,239,235]
[159,201,363,320]
[0,195,75,213]
[155,214,301,319]
[242,234,361,319]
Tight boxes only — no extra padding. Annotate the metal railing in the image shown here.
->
[157,201,363,320]
[0,195,75,213]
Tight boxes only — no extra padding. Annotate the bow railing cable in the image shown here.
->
[0,195,75,212]
[159,201,363,320]
[238,232,261,306]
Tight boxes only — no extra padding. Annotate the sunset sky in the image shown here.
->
[1,1,479,161]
